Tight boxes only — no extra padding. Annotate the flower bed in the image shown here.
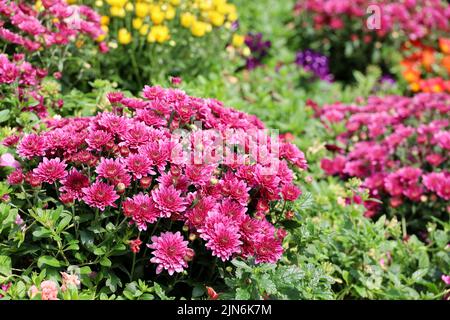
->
[319,93,449,231]
[1,85,307,299]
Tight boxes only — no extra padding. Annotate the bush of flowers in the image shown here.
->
[400,39,450,93]
[318,93,449,232]
[0,0,104,87]
[72,0,239,91]
[0,0,104,126]
[0,84,308,299]
[290,0,450,82]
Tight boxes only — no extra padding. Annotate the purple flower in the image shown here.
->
[244,33,271,70]
[295,49,333,81]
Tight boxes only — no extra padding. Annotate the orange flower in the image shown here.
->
[442,55,450,73]
[402,68,420,83]
[421,49,435,71]
[439,38,450,54]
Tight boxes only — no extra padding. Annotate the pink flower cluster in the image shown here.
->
[319,93,449,218]
[10,85,307,274]
[0,53,49,117]
[294,0,450,40]
[0,0,104,52]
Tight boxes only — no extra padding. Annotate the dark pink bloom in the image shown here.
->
[17,134,45,159]
[60,169,90,200]
[124,154,155,179]
[33,157,67,184]
[151,185,187,217]
[281,184,302,201]
[148,231,189,275]
[82,181,119,211]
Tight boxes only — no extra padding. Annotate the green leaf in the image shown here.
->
[100,257,112,267]
[0,110,10,123]
[0,255,12,276]
[32,227,53,239]
[192,286,205,298]
[94,247,107,256]
[235,288,251,300]
[37,255,61,269]
[153,283,174,300]
[56,215,72,233]
[231,259,252,271]
[411,269,428,282]
[80,230,95,247]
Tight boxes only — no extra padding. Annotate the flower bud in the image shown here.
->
[140,176,152,189]
[120,146,130,157]
[183,248,195,262]
[116,182,126,194]
[285,210,294,220]
[188,233,197,241]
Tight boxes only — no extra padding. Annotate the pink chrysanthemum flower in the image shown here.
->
[82,181,119,211]
[33,157,67,184]
[254,235,283,264]
[148,231,189,275]
[17,133,45,159]
[96,158,131,186]
[151,185,187,217]
[199,213,242,261]
[40,280,59,300]
[123,193,159,231]
[7,169,24,185]
[85,130,112,151]
[60,169,90,200]
[281,184,302,201]
[124,154,155,179]
[98,113,128,135]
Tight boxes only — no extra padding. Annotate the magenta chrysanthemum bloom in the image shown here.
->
[60,169,90,200]
[85,130,112,151]
[17,133,45,159]
[33,157,67,184]
[148,231,189,275]
[281,184,302,201]
[199,214,242,262]
[82,181,119,211]
[124,154,155,179]
[151,185,187,217]
[123,193,159,231]
[254,235,283,264]
[96,158,131,186]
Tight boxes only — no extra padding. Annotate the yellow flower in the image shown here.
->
[231,34,244,47]
[96,25,109,42]
[147,25,170,43]
[199,2,213,11]
[227,11,238,22]
[110,6,126,17]
[125,2,134,11]
[101,15,110,25]
[180,12,195,28]
[165,5,176,20]
[216,3,232,15]
[95,0,103,7]
[170,0,181,5]
[410,82,420,92]
[208,11,224,27]
[118,28,132,45]
[135,2,149,18]
[139,24,150,36]
[242,46,251,57]
[132,18,143,30]
[191,20,207,37]
[34,0,43,10]
[151,8,165,25]
[106,0,127,7]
